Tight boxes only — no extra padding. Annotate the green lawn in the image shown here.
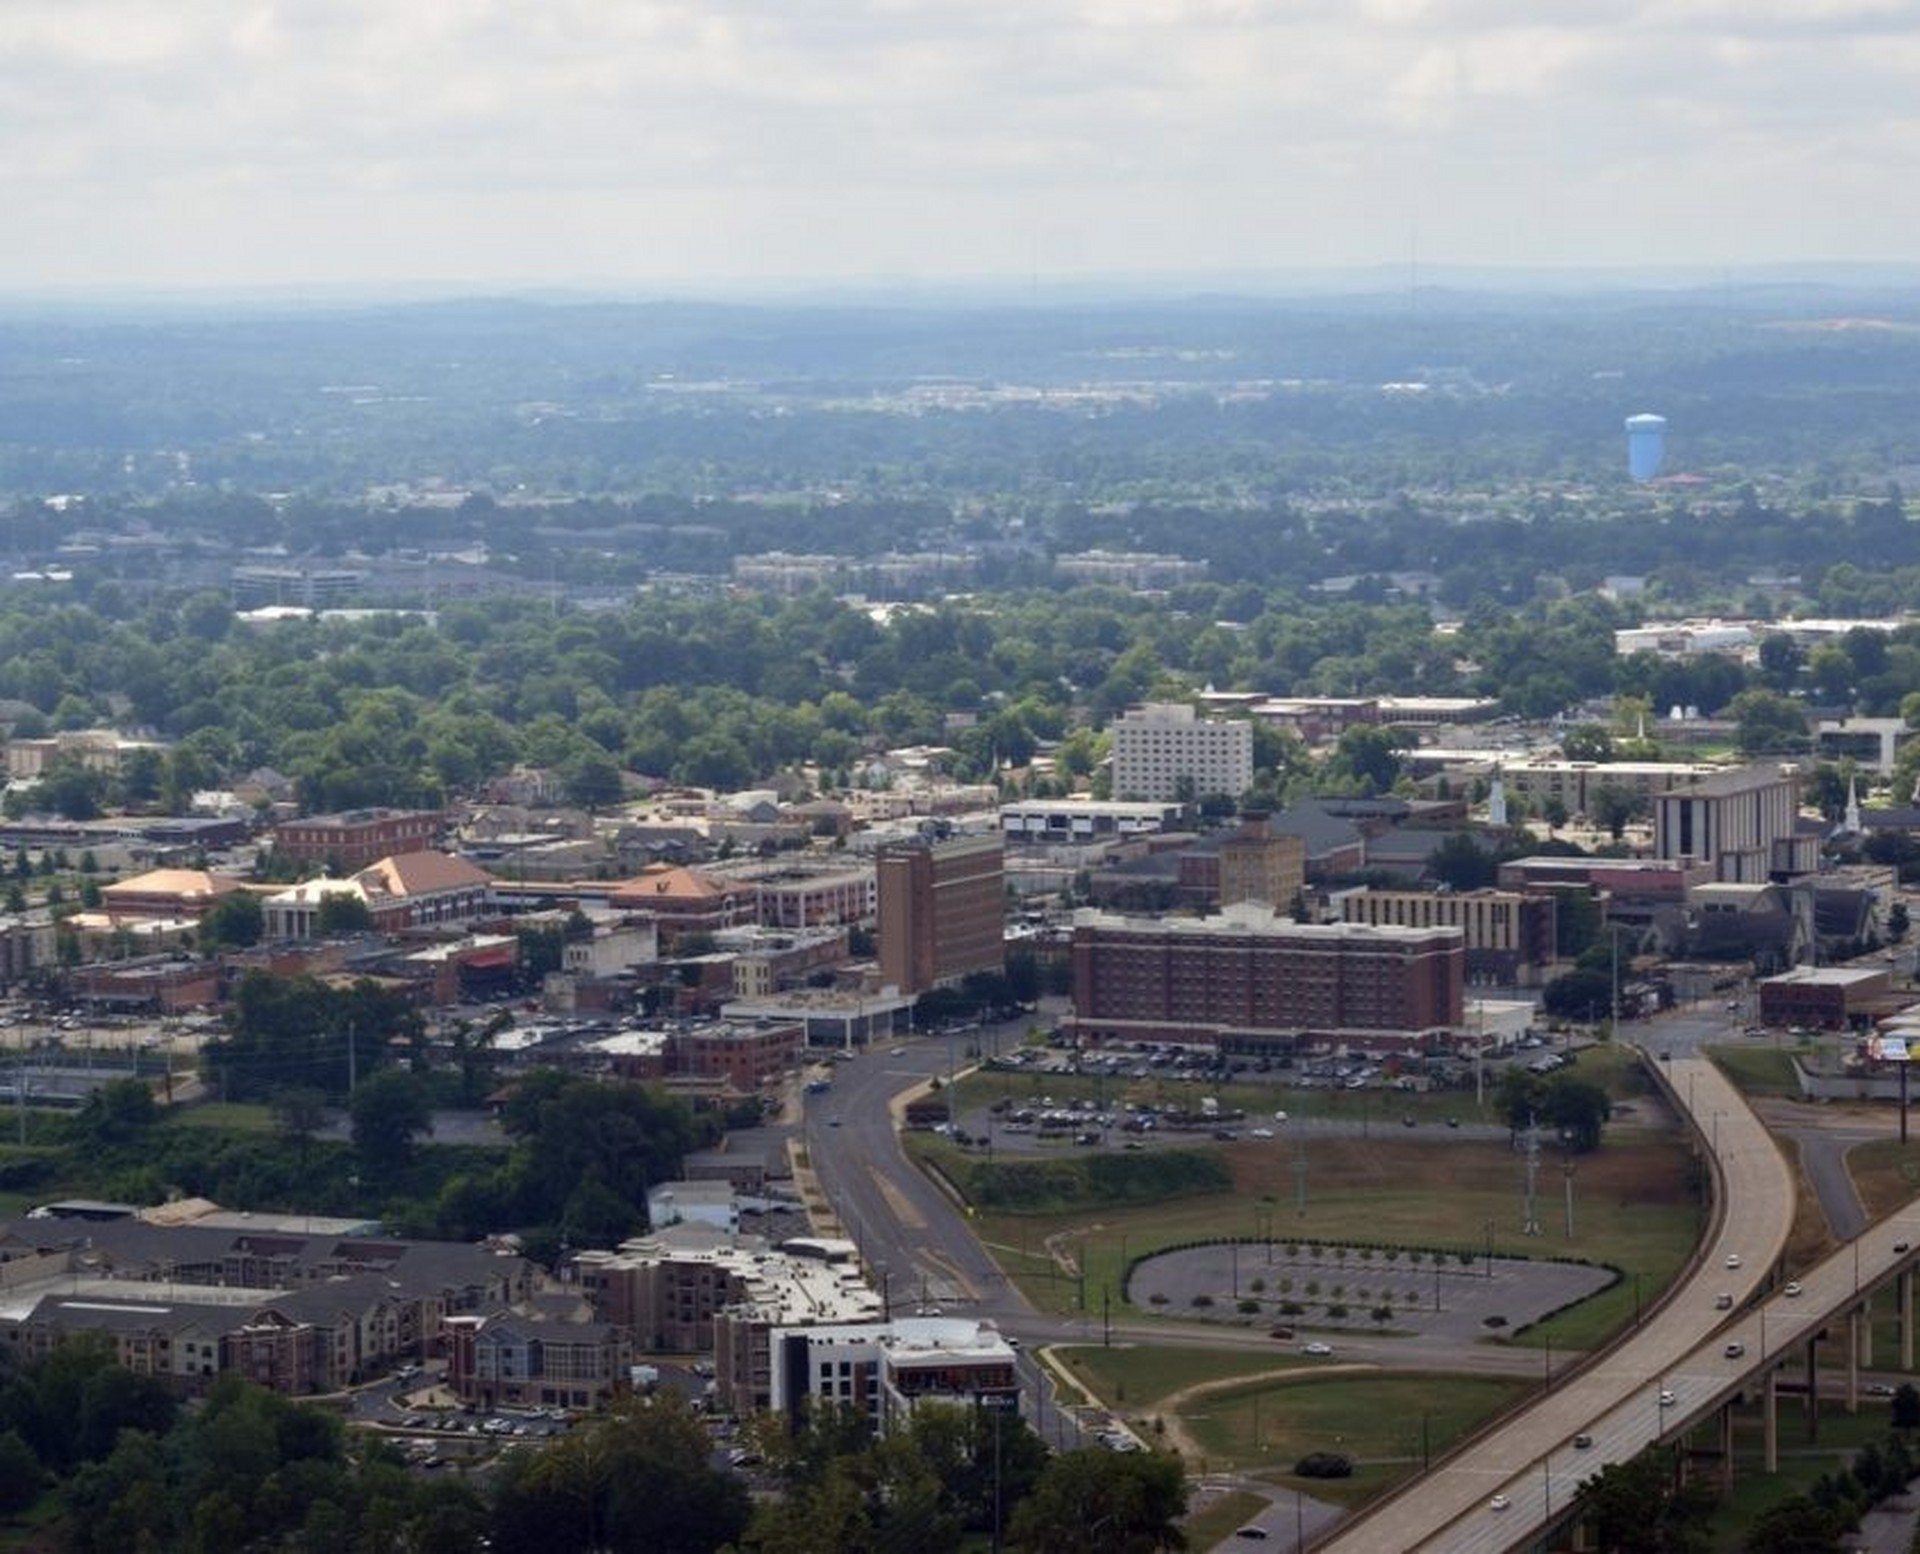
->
[1183,1490,1271,1550]
[952,1132,1702,1336]
[1707,1406,1897,1552]
[1848,1136,1920,1222]
[163,1102,280,1134]
[1707,1045,1803,1100]
[1055,1345,1311,1410]
[1179,1372,1532,1494]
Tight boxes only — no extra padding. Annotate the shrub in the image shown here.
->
[1483,1314,1508,1329]
[1192,1293,1214,1308]
[1326,1304,1348,1320]
[1237,1299,1261,1314]
[1295,1451,1354,1479]
[1249,1277,1266,1294]
[1278,1300,1304,1316]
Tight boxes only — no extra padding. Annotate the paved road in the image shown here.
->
[1313,1047,1795,1554]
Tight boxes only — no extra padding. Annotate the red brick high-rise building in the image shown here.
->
[876,834,1005,996]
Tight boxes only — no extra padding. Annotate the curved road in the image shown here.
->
[1312,1049,1795,1553]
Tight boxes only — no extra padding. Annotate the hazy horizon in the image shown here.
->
[5,4,1918,296]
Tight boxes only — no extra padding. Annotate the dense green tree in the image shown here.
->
[1578,1447,1714,1554]
[1730,688,1812,756]
[1560,724,1614,763]
[208,970,423,1101]
[72,1077,159,1148]
[314,892,374,934]
[197,887,264,952]
[349,1067,434,1180]
[0,1428,42,1514]
[499,1070,707,1238]
[1541,967,1616,1023]
[492,1391,749,1554]
[1742,1493,1849,1554]
[1588,785,1644,840]
[1007,1447,1188,1554]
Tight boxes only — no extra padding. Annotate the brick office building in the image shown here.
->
[876,834,1005,995]
[273,808,444,872]
[1065,903,1464,1048]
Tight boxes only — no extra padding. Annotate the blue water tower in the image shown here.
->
[1625,413,1667,482]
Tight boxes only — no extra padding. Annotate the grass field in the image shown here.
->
[1177,1372,1532,1498]
[1849,1136,1920,1222]
[951,1129,1703,1353]
[1707,1046,1803,1099]
[1708,1406,1896,1553]
[1183,1489,1271,1549]
[162,1102,278,1134]
[1055,1345,1312,1410]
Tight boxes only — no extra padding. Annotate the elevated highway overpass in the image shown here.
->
[1314,1049,1797,1553]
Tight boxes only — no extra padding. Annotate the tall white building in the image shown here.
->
[1109,703,1254,803]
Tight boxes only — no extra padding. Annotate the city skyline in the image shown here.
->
[4,1,1919,296]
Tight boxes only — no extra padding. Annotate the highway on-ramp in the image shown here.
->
[1312,1050,1795,1554]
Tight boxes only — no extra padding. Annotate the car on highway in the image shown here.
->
[1896,1241,1911,1254]
[1784,1281,1803,1297]
[1488,1494,1511,1512]
[1658,1389,1676,1407]
[1724,1342,1746,1358]
[1301,1342,1333,1356]
[1572,1433,1593,1450]
[1234,1529,1270,1541]
[1724,1253,1742,1269]
[1714,1293,1734,1310]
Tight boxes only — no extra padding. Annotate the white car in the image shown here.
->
[1302,1342,1334,1357]
[1489,1494,1511,1512]
[1658,1389,1676,1407]
[1784,1281,1803,1298]
[1250,1127,1275,1139]
[1724,1253,1742,1269]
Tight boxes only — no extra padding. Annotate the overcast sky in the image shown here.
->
[4,0,1917,295]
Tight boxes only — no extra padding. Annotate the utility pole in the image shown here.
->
[1522,1115,1542,1236]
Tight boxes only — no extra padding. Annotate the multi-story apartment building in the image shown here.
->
[442,1311,631,1412]
[1109,703,1254,803]
[1066,903,1463,1050]
[876,834,1005,996]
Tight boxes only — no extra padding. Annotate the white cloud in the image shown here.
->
[0,0,1915,288]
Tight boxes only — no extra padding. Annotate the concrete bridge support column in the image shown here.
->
[1764,1366,1779,1474]
[1902,1270,1914,1372]
[1848,1309,1862,1414]
[1719,1402,1736,1494]
[1859,1294,1874,1369]
[1805,1339,1821,1441]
